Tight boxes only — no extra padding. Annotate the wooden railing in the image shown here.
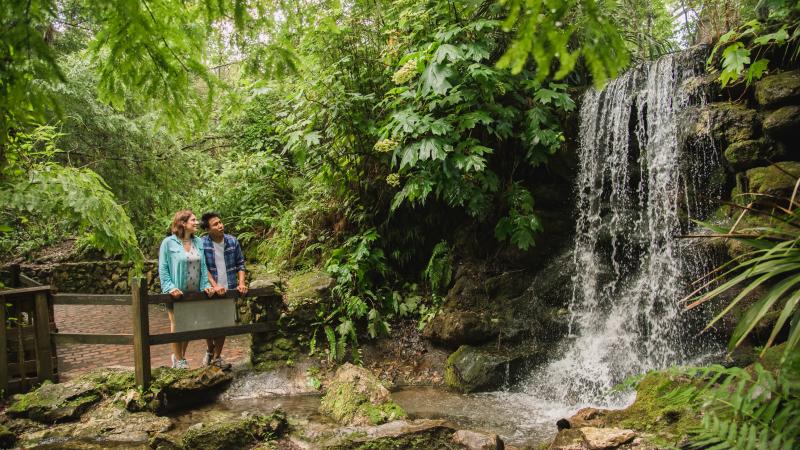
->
[1,275,277,393]
[0,285,58,392]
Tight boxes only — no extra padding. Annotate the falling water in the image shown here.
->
[522,49,722,408]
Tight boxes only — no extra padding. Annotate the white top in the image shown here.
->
[185,244,201,292]
[213,240,228,289]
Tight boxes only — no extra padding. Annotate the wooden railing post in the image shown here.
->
[0,293,7,392]
[33,292,54,382]
[131,278,151,390]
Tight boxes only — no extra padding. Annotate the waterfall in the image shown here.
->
[522,50,722,408]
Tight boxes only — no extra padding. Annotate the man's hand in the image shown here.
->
[204,286,215,297]
[237,283,248,295]
[214,285,227,296]
[169,289,183,298]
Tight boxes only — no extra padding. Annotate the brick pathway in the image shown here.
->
[53,304,250,380]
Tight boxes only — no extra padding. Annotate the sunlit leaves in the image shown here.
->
[496,0,629,86]
[720,42,751,87]
[709,14,800,87]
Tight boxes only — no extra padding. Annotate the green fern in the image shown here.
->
[661,359,800,450]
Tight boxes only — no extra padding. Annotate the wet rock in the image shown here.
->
[754,70,800,106]
[180,410,287,450]
[156,366,232,412]
[566,408,609,428]
[321,419,461,449]
[763,105,800,138]
[74,402,171,442]
[444,345,514,393]
[683,103,759,148]
[17,400,171,446]
[745,161,800,200]
[319,363,406,426]
[5,379,100,423]
[724,139,782,171]
[149,432,184,450]
[548,428,586,450]
[452,429,504,450]
[580,427,636,449]
[423,310,501,346]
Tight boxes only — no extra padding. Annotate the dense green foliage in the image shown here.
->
[707,0,800,87]
[2,0,796,358]
[658,356,800,449]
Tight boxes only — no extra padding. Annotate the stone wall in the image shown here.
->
[684,69,800,247]
[14,260,161,293]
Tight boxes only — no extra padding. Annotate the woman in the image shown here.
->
[158,209,214,369]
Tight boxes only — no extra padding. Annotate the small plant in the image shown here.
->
[423,241,453,294]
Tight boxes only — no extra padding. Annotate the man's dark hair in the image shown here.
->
[200,211,221,230]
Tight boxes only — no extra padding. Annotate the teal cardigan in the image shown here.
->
[158,235,212,294]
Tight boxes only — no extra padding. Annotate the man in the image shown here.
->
[200,211,248,369]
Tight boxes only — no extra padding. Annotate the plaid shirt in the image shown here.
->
[202,234,246,290]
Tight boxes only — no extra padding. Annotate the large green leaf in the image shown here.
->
[420,63,453,96]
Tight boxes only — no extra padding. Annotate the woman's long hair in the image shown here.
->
[170,209,195,238]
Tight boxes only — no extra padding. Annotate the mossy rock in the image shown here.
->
[0,425,16,449]
[281,271,335,329]
[763,105,800,136]
[605,371,702,447]
[745,161,800,200]
[724,139,783,171]
[319,363,406,426]
[181,410,287,450]
[443,345,524,393]
[683,103,759,148]
[754,70,800,107]
[6,380,101,423]
[79,367,136,395]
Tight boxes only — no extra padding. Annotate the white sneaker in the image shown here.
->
[202,351,213,366]
[175,358,189,369]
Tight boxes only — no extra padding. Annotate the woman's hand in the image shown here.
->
[237,283,248,295]
[204,286,215,297]
[169,289,183,298]
[215,285,227,296]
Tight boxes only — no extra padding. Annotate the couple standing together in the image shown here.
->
[158,210,248,370]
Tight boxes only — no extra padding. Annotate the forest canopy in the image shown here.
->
[1,0,798,347]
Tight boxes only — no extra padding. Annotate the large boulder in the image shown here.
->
[745,161,800,200]
[319,363,406,426]
[444,345,527,393]
[754,70,800,107]
[682,103,759,148]
[180,410,287,450]
[723,139,783,171]
[5,379,101,423]
[423,310,501,346]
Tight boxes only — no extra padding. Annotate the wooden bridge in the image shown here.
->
[0,269,276,391]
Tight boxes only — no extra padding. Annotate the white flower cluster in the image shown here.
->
[392,59,418,85]
[373,138,399,153]
[385,173,401,187]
